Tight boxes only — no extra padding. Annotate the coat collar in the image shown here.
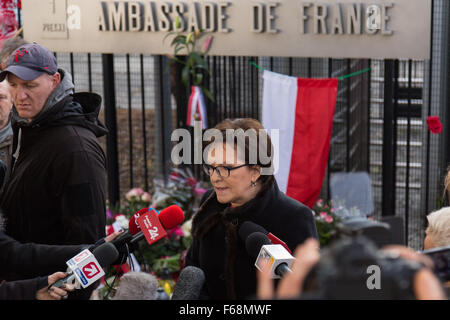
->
[192,180,279,236]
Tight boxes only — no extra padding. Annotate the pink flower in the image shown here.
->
[320,212,328,218]
[201,36,213,54]
[167,226,184,238]
[325,215,334,223]
[125,188,144,200]
[316,199,323,206]
[194,187,207,197]
[106,209,114,219]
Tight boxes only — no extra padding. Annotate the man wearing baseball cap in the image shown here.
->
[0,43,107,300]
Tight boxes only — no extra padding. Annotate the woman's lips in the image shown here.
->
[215,187,228,193]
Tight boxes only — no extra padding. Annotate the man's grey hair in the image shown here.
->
[426,207,450,248]
[112,271,159,300]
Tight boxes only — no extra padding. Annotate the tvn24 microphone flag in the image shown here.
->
[262,70,338,209]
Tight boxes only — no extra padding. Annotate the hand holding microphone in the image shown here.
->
[50,242,119,290]
[36,272,75,300]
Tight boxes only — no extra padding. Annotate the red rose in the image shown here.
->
[185,177,197,187]
[426,116,442,134]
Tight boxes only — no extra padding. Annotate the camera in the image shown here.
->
[302,218,425,299]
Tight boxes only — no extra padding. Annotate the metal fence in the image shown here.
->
[48,1,449,250]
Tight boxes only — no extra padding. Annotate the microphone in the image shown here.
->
[245,232,295,279]
[51,242,119,289]
[112,271,159,300]
[111,205,185,248]
[171,266,206,300]
[129,205,185,245]
[239,221,292,254]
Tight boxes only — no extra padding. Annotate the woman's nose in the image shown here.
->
[210,169,223,182]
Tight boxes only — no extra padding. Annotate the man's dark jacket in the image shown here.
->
[0,71,108,298]
[185,181,319,299]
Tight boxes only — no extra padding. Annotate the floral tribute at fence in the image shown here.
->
[97,167,209,299]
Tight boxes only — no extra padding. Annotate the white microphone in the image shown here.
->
[246,232,295,279]
[51,242,119,289]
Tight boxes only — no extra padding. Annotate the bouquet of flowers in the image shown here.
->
[312,199,341,247]
[101,167,210,299]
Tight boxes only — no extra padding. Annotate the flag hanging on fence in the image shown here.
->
[262,70,338,209]
[186,85,208,129]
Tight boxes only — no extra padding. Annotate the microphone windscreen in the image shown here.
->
[159,205,185,229]
[171,266,205,300]
[239,221,268,242]
[92,242,119,267]
[129,207,149,235]
[112,272,159,300]
[245,232,271,258]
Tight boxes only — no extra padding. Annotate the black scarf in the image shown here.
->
[192,181,275,299]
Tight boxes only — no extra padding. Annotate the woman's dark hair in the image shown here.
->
[204,118,275,190]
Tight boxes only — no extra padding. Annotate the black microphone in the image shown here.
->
[171,266,206,300]
[245,232,295,279]
[51,242,119,289]
[239,221,292,253]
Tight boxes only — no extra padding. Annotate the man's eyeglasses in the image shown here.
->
[202,163,248,178]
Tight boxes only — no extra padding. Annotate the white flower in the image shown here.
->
[181,219,192,237]
[115,215,129,230]
[141,192,152,202]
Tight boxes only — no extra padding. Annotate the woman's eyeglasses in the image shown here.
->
[202,163,248,178]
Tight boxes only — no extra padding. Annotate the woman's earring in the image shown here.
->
[251,181,257,187]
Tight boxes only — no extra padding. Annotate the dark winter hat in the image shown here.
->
[0,43,57,82]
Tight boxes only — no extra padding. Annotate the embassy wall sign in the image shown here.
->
[22,0,431,59]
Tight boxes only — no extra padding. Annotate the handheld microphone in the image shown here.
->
[239,221,292,254]
[111,205,184,248]
[51,242,119,289]
[246,232,295,279]
[129,205,185,245]
[171,266,206,300]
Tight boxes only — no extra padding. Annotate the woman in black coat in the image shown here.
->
[185,118,318,299]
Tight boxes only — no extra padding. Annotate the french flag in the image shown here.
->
[262,71,338,208]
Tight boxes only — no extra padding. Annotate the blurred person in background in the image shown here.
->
[424,207,450,250]
[0,37,27,185]
[0,42,108,300]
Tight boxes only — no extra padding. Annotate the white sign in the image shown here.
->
[22,0,431,59]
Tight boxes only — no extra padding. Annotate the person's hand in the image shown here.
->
[257,238,320,299]
[381,245,447,300]
[381,245,434,269]
[104,230,124,243]
[36,272,75,300]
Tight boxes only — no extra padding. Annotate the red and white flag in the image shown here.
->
[262,70,338,208]
[186,85,208,129]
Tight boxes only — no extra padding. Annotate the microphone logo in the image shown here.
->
[136,209,168,245]
[82,262,101,279]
